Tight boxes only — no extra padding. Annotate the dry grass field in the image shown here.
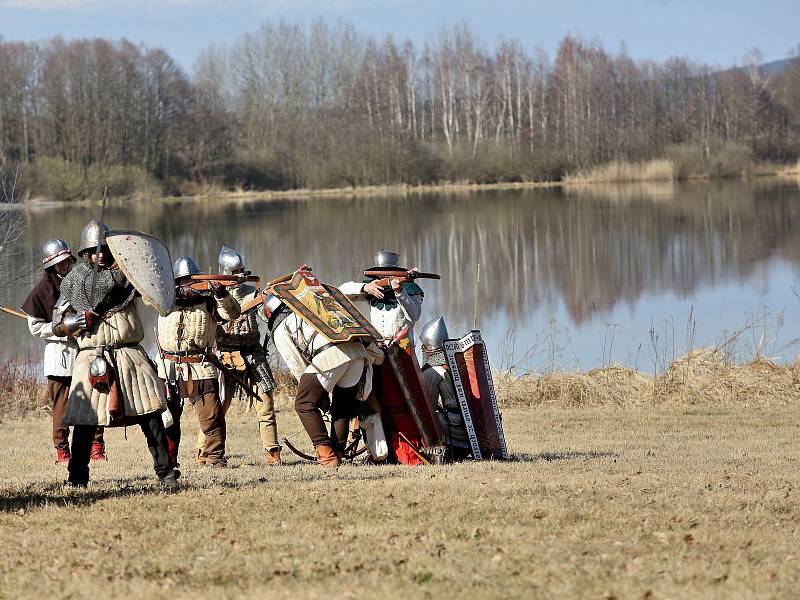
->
[1,397,799,599]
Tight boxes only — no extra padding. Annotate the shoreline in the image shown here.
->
[19,164,800,208]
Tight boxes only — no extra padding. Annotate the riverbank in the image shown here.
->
[20,156,800,206]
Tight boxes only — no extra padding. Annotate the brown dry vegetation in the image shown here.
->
[1,361,800,599]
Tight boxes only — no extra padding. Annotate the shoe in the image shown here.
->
[160,470,181,493]
[64,479,88,488]
[206,458,228,468]
[315,443,342,468]
[55,447,71,464]
[195,449,206,466]
[90,442,107,461]
[265,447,282,466]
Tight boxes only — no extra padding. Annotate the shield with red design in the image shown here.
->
[269,268,381,343]
[443,330,508,460]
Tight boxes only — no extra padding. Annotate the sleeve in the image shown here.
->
[339,281,367,298]
[27,315,63,342]
[215,293,241,322]
[395,287,423,323]
[422,367,443,410]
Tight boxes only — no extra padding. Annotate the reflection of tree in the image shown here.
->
[7,179,800,352]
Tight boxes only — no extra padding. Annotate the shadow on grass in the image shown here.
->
[508,450,619,463]
[0,476,157,512]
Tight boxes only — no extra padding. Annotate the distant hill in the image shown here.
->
[756,57,798,75]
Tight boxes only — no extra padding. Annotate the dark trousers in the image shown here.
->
[164,391,183,467]
[67,414,172,485]
[164,378,226,463]
[295,373,358,450]
[48,376,103,450]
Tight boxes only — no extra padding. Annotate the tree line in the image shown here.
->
[0,21,799,200]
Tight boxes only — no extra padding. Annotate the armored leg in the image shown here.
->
[67,425,94,485]
[295,373,333,447]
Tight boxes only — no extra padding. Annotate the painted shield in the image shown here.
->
[270,268,381,343]
[443,330,508,460]
[105,230,175,317]
[383,327,443,450]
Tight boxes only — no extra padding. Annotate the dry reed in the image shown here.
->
[563,159,676,184]
[495,347,800,407]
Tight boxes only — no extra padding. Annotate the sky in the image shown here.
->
[0,0,797,72]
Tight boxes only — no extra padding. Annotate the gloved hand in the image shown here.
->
[209,282,229,299]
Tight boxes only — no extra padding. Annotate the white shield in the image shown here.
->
[106,230,175,316]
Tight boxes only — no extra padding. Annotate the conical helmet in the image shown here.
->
[218,245,246,275]
[41,238,74,269]
[78,220,110,255]
[419,316,449,351]
[173,256,201,279]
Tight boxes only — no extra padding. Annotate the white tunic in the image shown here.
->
[27,316,77,378]
[272,312,383,395]
[339,281,423,342]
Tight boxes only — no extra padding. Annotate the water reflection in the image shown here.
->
[2,177,800,371]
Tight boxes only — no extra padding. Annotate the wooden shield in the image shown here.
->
[443,330,508,460]
[384,328,443,449]
[269,269,380,343]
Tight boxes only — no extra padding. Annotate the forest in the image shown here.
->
[1,20,799,200]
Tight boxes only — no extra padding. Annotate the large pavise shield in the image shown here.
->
[269,268,381,343]
[105,230,175,316]
[383,326,443,451]
[443,330,508,460]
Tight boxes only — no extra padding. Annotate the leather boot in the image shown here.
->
[195,449,206,466]
[90,442,107,461]
[316,443,342,468]
[265,447,282,466]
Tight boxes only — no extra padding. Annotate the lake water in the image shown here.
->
[2,177,800,374]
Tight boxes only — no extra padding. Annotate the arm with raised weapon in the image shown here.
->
[182,273,260,295]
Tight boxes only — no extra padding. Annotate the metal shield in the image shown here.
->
[270,269,381,343]
[384,328,443,449]
[443,330,508,460]
[105,230,175,317]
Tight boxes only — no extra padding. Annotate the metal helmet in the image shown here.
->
[41,238,74,269]
[78,220,111,255]
[419,316,449,351]
[173,256,201,279]
[218,245,246,275]
[372,249,401,270]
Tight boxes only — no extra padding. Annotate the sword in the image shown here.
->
[88,187,108,312]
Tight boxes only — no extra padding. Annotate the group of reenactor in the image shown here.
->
[20,219,505,492]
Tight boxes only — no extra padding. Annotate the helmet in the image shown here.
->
[41,238,74,269]
[218,245,246,275]
[173,256,201,279]
[419,316,449,351]
[372,249,402,270]
[78,220,110,255]
[78,220,111,255]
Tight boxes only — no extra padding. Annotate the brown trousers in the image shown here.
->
[178,378,226,462]
[47,376,103,450]
[295,373,359,450]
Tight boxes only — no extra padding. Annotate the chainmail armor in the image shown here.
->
[422,348,447,367]
[60,258,136,315]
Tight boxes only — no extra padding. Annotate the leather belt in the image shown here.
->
[163,352,203,364]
